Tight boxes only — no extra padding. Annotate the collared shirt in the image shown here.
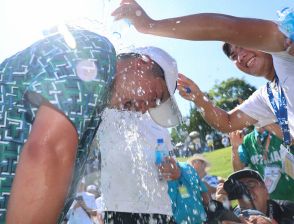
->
[0,28,116,224]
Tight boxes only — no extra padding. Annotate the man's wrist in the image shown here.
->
[231,145,240,152]
[142,18,156,34]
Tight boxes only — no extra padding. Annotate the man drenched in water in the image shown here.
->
[0,26,181,224]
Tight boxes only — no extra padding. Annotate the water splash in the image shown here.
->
[277,7,294,41]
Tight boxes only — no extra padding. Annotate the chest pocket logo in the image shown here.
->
[76,60,98,81]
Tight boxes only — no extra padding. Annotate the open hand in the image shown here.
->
[111,0,152,33]
[177,73,202,103]
[158,157,180,180]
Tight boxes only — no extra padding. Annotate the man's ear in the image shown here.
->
[157,77,170,102]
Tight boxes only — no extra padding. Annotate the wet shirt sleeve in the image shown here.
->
[23,29,116,139]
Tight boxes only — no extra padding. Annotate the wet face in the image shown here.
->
[110,54,170,113]
[228,45,273,79]
[238,177,269,213]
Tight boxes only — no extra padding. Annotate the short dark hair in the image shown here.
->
[117,53,165,78]
[222,42,232,59]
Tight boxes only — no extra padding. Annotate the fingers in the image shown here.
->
[111,0,140,18]
[111,5,130,20]
[229,130,243,138]
[215,183,229,203]
[120,0,135,4]
[178,73,192,84]
[177,86,197,101]
[229,130,244,147]
[177,74,194,95]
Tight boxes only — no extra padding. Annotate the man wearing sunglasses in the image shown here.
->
[215,169,294,223]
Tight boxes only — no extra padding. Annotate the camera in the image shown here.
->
[205,200,241,223]
[223,178,251,200]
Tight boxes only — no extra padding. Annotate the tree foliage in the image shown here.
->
[208,78,256,111]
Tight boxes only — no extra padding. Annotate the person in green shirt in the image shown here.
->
[230,128,294,201]
[0,25,181,223]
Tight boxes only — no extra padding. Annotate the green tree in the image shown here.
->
[187,106,213,144]
[208,78,256,111]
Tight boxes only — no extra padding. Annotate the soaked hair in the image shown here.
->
[117,53,165,79]
[222,42,232,59]
[106,53,166,106]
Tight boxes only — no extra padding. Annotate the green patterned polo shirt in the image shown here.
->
[0,27,116,223]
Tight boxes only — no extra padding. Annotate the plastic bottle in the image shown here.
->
[155,138,169,165]
[277,7,294,41]
[155,138,169,180]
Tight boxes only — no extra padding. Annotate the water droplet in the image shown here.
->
[112,31,121,40]
[136,87,145,96]
[136,10,142,16]
[156,98,161,106]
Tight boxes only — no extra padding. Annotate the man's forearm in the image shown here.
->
[192,91,232,133]
[145,13,285,52]
[231,146,245,171]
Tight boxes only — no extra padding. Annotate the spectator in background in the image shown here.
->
[187,155,224,199]
[206,134,214,152]
[229,128,294,202]
[221,135,230,148]
[159,157,209,224]
[84,185,104,224]
[68,185,98,224]
[95,195,104,224]
[188,131,202,154]
[215,169,294,224]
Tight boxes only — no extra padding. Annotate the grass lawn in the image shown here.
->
[177,147,233,179]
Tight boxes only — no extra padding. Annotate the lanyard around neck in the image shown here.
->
[266,72,291,146]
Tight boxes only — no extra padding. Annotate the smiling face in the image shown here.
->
[225,44,274,81]
[110,54,170,113]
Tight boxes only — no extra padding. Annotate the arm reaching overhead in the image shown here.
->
[112,0,287,52]
[177,73,257,133]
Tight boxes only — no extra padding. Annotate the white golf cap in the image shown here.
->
[131,46,182,127]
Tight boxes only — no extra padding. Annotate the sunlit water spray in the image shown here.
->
[277,7,294,41]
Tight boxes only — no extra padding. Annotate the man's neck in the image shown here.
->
[265,68,275,82]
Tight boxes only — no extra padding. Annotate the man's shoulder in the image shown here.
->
[271,51,294,63]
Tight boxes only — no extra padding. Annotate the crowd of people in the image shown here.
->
[1,0,294,223]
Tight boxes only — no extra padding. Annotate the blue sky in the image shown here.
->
[1,0,293,116]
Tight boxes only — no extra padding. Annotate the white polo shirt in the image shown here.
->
[97,108,173,215]
[238,51,294,139]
